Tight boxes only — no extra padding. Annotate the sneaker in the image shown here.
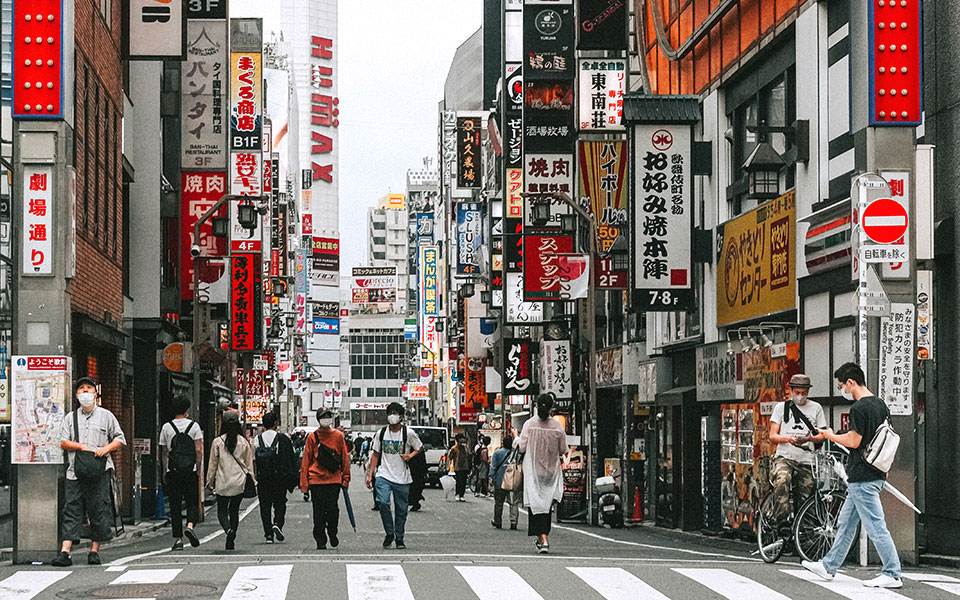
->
[329,533,339,548]
[87,552,102,565]
[801,560,834,581]
[409,502,421,511]
[225,528,236,550]
[172,538,184,551]
[372,504,380,511]
[382,534,395,548]
[265,536,274,544]
[538,541,549,554]
[184,527,200,548]
[457,496,466,503]
[272,525,285,542]
[395,540,406,550]
[51,551,72,567]
[863,574,903,589]
[491,520,502,529]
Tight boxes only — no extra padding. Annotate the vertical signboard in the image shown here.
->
[182,19,228,170]
[524,80,576,152]
[878,170,911,279]
[231,254,261,351]
[869,0,922,125]
[917,270,933,361]
[420,246,440,316]
[230,51,262,151]
[456,116,482,189]
[878,303,915,416]
[416,212,435,245]
[181,172,227,300]
[12,0,64,119]
[311,236,340,272]
[577,0,628,50]
[578,59,626,131]
[505,64,524,169]
[310,35,339,186]
[579,140,628,268]
[523,0,575,80]
[505,272,544,324]
[11,356,70,463]
[504,339,538,396]
[130,0,186,59]
[22,166,54,275]
[456,203,483,275]
[461,361,485,424]
[540,340,572,400]
[524,234,574,300]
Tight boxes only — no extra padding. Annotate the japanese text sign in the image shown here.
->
[420,246,440,316]
[523,0,574,80]
[231,254,260,351]
[878,303,914,415]
[504,339,537,396]
[524,80,575,152]
[13,0,63,119]
[524,234,574,300]
[456,203,483,275]
[577,0,628,51]
[182,20,227,169]
[230,52,262,150]
[462,360,486,419]
[310,35,338,185]
[506,168,524,222]
[579,141,628,252]
[457,116,482,189]
[181,172,227,300]
[578,59,625,131]
[11,355,70,464]
[540,340,572,399]
[916,270,933,361]
[22,166,53,275]
[505,272,544,324]
[129,0,185,59]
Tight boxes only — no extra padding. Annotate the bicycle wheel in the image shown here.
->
[794,489,847,563]
[756,494,786,563]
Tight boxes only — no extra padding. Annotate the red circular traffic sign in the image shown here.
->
[861,198,908,244]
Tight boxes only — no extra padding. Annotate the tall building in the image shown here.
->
[368,194,409,313]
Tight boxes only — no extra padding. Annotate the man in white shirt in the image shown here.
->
[365,402,423,550]
[158,395,204,551]
[767,374,827,522]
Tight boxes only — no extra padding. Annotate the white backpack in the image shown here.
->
[862,418,900,473]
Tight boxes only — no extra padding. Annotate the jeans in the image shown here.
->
[493,486,518,526]
[257,481,288,537]
[821,479,902,578]
[165,470,200,539]
[310,484,341,545]
[217,495,242,534]
[375,476,410,541]
[454,470,468,498]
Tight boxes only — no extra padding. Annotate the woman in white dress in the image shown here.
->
[517,394,568,554]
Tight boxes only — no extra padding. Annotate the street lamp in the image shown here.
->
[742,141,785,200]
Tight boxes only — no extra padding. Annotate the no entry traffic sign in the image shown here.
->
[862,198,908,244]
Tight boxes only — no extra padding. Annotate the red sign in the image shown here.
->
[595,257,627,289]
[870,1,922,125]
[26,356,67,370]
[181,173,228,300]
[862,198,908,244]
[310,36,338,183]
[302,213,313,235]
[231,254,260,351]
[312,237,340,255]
[13,1,63,119]
[524,235,574,300]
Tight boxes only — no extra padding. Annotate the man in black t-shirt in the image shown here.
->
[801,362,902,589]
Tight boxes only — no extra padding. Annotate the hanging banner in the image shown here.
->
[461,360,486,423]
[578,59,625,131]
[231,254,261,351]
[22,166,54,276]
[456,203,483,275]
[11,356,71,463]
[505,272,544,324]
[130,0,185,59]
[579,140,628,252]
[181,172,228,300]
[419,246,440,316]
[878,303,915,416]
[457,116,482,189]
[524,80,576,152]
[523,0,575,80]
[182,20,228,170]
[230,51,262,151]
[577,0,628,50]
[504,339,538,396]
[524,234,574,301]
[541,340,572,401]
[557,253,590,299]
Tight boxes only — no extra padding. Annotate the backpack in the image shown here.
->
[167,420,197,473]
[377,426,423,479]
[863,418,901,473]
[254,433,281,480]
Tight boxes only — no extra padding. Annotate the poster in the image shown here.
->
[558,446,587,521]
[456,116,482,189]
[12,356,70,464]
[351,267,397,306]
[181,172,228,300]
[917,270,933,360]
[22,165,54,276]
[578,59,625,131]
[878,303,915,416]
[182,20,227,170]
[456,203,483,275]
[695,342,744,402]
[540,340,572,403]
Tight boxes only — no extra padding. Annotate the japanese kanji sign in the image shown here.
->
[633,125,692,293]
[524,234,574,301]
[462,360,486,424]
[505,272,544,324]
[456,116,482,189]
[524,79,576,152]
[578,59,625,131]
[420,246,440,316]
[351,267,397,306]
[540,340,572,400]
[878,303,915,416]
[230,52,261,150]
[416,212,435,245]
[456,203,483,275]
[312,236,340,272]
[579,140,628,252]
[505,63,524,169]
[181,172,227,300]
[523,0,574,80]
[182,20,227,169]
[231,254,261,351]
[22,166,53,276]
[504,339,538,396]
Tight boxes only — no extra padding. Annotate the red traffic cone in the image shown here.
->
[632,486,642,521]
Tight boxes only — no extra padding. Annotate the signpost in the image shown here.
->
[861,198,909,244]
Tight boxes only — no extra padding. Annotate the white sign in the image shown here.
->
[12,356,71,464]
[879,171,911,279]
[253,357,268,371]
[351,402,390,410]
[860,245,909,263]
[540,340,572,399]
[182,20,228,170]
[878,303,914,416]
[22,166,54,275]
[917,270,933,360]
[634,124,691,289]
[578,59,625,131]
[505,272,543,324]
[523,153,574,225]
[130,0,184,59]
[230,151,262,197]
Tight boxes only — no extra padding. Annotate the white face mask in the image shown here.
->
[319,418,334,428]
[77,392,96,408]
[840,386,854,401]
[791,394,808,406]
[387,414,402,425]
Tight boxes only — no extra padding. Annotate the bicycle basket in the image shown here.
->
[812,453,844,490]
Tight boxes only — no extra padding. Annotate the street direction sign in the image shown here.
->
[862,198,908,244]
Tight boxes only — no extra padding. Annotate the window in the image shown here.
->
[99,0,112,29]
[388,388,400,397]
[350,388,360,397]
[363,366,374,379]
[375,388,387,397]
[351,367,362,379]
[388,367,399,380]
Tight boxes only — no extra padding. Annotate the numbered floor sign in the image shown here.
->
[632,288,697,312]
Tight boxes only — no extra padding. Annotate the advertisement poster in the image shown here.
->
[229,52,262,150]
[22,165,54,276]
[312,237,340,272]
[181,172,228,300]
[456,203,483,275]
[524,80,576,152]
[558,446,587,521]
[12,356,71,464]
[230,254,261,351]
[578,59,625,131]
[577,0,628,50]
[351,266,397,306]
[456,116,482,189]
[878,303,915,416]
[182,20,227,170]
[523,234,574,301]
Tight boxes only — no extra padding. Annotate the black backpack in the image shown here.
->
[168,421,197,473]
[255,434,281,480]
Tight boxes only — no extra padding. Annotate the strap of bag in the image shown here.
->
[184,421,194,435]
[227,436,248,475]
[74,409,79,446]
[258,435,266,450]
[271,435,280,449]
[170,420,180,435]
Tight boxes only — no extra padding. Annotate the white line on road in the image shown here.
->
[569,567,671,600]
[219,564,293,600]
[110,568,182,585]
[457,566,544,600]
[347,564,415,600]
[551,524,760,561]
[783,569,906,599]
[105,565,128,572]
[0,571,71,600]
[901,572,960,596]
[675,568,792,600]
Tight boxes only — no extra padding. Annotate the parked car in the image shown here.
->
[411,426,449,487]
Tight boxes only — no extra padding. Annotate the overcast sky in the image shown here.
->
[230,0,483,273]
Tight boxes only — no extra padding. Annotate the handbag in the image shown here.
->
[73,410,107,481]
[228,440,258,498]
[501,447,523,491]
[862,418,900,473]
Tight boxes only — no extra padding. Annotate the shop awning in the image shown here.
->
[656,385,696,406]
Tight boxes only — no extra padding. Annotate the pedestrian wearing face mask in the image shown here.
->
[517,394,568,554]
[52,377,127,567]
[300,409,351,549]
[767,374,827,523]
[365,402,423,549]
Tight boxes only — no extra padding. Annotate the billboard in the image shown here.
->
[523,79,575,152]
[456,116,482,189]
[231,253,262,351]
[352,267,397,305]
[11,356,70,463]
[577,0,628,51]
[505,272,543,324]
[182,20,228,170]
[456,203,483,276]
[579,141,628,252]
[130,0,185,59]
[524,234,574,301]
[12,0,64,119]
[540,340,572,400]
[313,317,340,335]
[312,236,340,272]
[578,59,625,131]
[230,52,262,150]
[504,340,538,396]
[419,246,440,316]
[181,172,228,300]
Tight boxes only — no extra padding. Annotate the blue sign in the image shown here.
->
[456,203,483,275]
[312,317,340,335]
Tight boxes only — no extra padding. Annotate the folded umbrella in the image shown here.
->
[342,486,357,532]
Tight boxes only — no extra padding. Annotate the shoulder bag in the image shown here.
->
[228,438,258,498]
[73,410,108,481]
[863,418,900,473]
[500,447,523,491]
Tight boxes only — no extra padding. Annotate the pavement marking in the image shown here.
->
[901,572,960,596]
[783,569,907,599]
[108,500,260,566]
[220,564,293,600]
[457,566,544,600]
[552,524,760,562]
[109,568,182,585]
[675,568,791,600]
[105,565,128,572]
[569,567,671,600]
[346,564,415,600]
[0,571,71,600]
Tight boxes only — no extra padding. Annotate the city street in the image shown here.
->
[1,468,958,600]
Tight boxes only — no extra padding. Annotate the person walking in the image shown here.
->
[476,436,491,497]
[300,408,351,549]
[158,394,204,551]
[802,362,903,589]
[365,402,423,549]
[254,412,298,544]
[490,435,519,530]
[52,377,127,567]
[206,411,255,550]
[517,394,568,554]
[447,434,471,502]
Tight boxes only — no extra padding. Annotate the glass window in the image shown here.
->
[351,367,362,379]
[375,366,387,379]
[350,388,361,397]
[364,344,374,354]
[376,388,387,397]
[367,388,375,396]
[363,366,374,379]
[388,367,399,380]
[376,344,387,354]
[388,388,400,397]
[803,293,831,330]
[804,331,831,392]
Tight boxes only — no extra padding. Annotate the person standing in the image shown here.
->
[158,394,204,551]
[300,409,351,549]
[254,412,298,543]
[489,435,519,530]
[476,437,491,497]
[52,377,127,567]
[365,402,423,549]
[447,434,471,502]
[206,411,255,550]
[802,362,903,589]
[517,394,568,554]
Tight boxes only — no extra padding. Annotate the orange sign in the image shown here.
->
[162,343,185,372]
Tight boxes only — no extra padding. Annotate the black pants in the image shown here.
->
[257,481,288,537]
[217,495,242,534]
[409,477,425,506]
[62,473,114,543]
[309,484,341,545]
[455,470,469,497]
[165,470,200,539]
[528,508,552,537]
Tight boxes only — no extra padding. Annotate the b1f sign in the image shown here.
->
[130,0,186,59]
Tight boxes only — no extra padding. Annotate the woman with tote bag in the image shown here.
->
[206,411,256,550]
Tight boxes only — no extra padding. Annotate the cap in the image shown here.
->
[788,374,812,388]
[74,376,99,393]
[317,408,334,419]
[221,410,240,423]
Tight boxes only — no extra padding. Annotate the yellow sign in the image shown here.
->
[379,193,406,210]
[717,190,796,326]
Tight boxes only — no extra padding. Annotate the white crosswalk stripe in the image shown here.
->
[0,571,70,600]
[110,568,182,585]
[674,568,792,600]
[902,573,960,596]
[569,567,671,600]
[347,564,415,600]
[457,566,544,600]
[783,569,907,599]
[219,565,293,600]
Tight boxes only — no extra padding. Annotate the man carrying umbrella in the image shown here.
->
[300,408,351,550]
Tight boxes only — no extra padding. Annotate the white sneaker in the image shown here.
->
[863,574,902,589]
[801,560,834,581]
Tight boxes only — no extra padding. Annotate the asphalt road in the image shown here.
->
[1,465,958,599]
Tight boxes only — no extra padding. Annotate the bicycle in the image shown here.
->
[756,446,848,563]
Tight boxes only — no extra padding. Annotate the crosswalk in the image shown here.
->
[2,563,960,600]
